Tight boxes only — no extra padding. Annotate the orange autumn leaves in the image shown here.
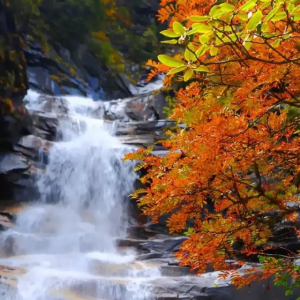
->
[125,0,300,290]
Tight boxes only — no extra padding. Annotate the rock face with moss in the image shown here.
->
[20,0,164,99]
[0,2,33,141]
[0,1,35,200]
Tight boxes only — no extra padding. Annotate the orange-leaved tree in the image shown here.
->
[124,0,300,294]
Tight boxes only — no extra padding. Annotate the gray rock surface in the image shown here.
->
[104,91,168,122]
[0,153,29,174]
[25,40,128,100]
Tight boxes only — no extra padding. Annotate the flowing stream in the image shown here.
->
[0,92,161,300]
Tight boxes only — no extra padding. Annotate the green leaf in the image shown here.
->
[184,69,194,81]
[293,5,300,13]
[261,23,269,33]
[219,3,235,12]
[293,13,300,21]
[246,10,262,30]
[238,11,249,21]
[288,4,295,13]
[210,6,227,18]
[160,30,181,38]
[173,21,185,34]
[273,39,281,48]
[256,23,262,35]
[262,31,274,38]
[209,6,220,17]
[264,7,280,21]
[199,32,213,44]
[223,26,233,32]
[285,290,293,297]
[210,46,219,56]
[195,65,210,72]
[240,0,257,11]
[244,35,252,50]
[167,65,187,75]
[270,12,287,21]
[161,39,178,44]
[188,24,212,34]
[158,55,184,67]
[187,27,204,35]
[189,15,210,22]
[216,32,223,40]
[133,163,147,172]
[191,23,203,28]
[184,227,195,236]
[219,33,242,44]
[196,45,210,57]
[261,2,271,9]
[185,43,196,61]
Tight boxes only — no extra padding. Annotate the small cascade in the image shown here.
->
[0,92,161,300]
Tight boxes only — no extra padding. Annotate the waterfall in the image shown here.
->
[0,92,160,300]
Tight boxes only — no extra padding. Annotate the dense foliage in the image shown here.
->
[6,0,163,75]
[125,0,300,293]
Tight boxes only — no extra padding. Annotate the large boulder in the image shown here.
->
[104,90,168,122]
[151,274,300,300]
[0,152,29,174]
[25,40,132,100]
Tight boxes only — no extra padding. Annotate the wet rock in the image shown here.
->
[18,135,43,151]
[126,226,154,239]
[30,111,58,141]
[160,265,194,277]
[116,238,147,249]
[137,252,169,261]
[116,236,187,257]
[140,237,187,254]
[0,152,39,200]
[0,3,34,152]
[143,222,171,235]
[13,135,52,164]
[118,134,157,147]
[115,73,138,96]
[25,40,129,100]
[104,94,152,122]
[0,153,29,174]
[115,120,176,136]
[0,112,34,146]
[206,281,300,300]
[150,272,300,300]
[113,119,176,148]
[104,91,168,122]
[151,276,216,299]
[0,213,15,231]
[29,109,175,149]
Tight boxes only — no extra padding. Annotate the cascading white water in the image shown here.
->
[0,91,160,300]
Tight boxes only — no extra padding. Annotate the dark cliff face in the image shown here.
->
[0,3,33,146]
[0,2,35,200]
[22,0,164,100]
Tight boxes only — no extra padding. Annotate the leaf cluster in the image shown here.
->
[126,0,300,290]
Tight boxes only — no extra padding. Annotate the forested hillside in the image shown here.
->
[1,0,164,99]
